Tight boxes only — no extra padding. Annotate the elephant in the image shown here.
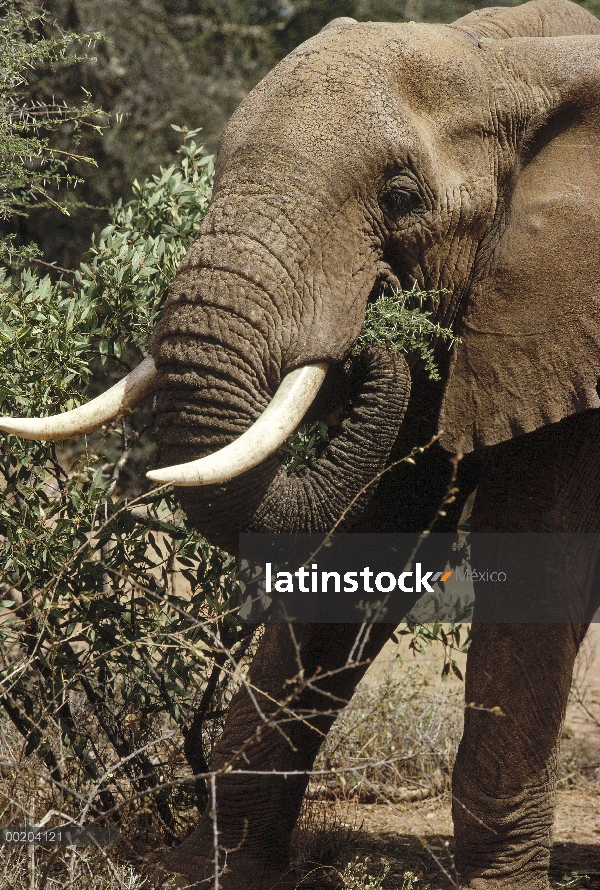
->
[2,0,600,887]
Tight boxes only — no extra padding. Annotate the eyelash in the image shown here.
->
[379,177,423,218]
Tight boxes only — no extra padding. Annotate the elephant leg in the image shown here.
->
[157,392,479,888]
[453,622,589,890]
[160,619,397,888]
[453,411,600,890]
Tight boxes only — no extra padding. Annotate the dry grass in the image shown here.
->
[0,847,147,890]
[1,637,598,890]
[291,798,363,887]
[0,709,191,890]
[310,660,464,803]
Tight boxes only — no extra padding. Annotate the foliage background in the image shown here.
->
[0,120,254,842]
[10,0,599,268]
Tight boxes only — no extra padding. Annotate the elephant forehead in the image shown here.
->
[217,22,488,175]
[266,21,483,111]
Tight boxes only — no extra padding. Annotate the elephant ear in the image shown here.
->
[439,33,600,454]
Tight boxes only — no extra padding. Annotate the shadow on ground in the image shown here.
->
[550,843,600,889]
[295,830,600,889]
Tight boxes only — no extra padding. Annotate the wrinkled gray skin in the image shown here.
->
[149,1,600,887]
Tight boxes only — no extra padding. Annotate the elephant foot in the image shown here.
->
[148,827,296,890]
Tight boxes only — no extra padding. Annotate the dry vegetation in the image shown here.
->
[1,628,598,890]
[311,662,463,803]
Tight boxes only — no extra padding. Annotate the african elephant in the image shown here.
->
[2,0,600,887]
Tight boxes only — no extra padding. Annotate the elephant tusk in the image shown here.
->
[0,357,157,441]
[147,362,329,487]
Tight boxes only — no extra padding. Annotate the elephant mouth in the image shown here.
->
[144,272,403,490]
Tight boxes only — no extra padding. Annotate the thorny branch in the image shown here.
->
[0,428,479,887]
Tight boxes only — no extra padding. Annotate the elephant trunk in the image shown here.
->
[245,348,411,534]
[154,286,410,551]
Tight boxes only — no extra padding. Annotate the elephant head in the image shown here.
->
[2,0,600,553]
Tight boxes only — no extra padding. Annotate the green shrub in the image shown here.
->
[0,122,251,839]
[0,2,103,248]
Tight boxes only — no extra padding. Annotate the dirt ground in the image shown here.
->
[337,779,600,888]
[303,624,600,889]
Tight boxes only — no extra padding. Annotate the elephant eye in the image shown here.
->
[379,176,422,218]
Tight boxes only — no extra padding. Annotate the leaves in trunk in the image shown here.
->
[279,420,329,475]
[354,288,458,380]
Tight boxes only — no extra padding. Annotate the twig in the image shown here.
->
[211,773,219,890]
[26,256,76,275]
